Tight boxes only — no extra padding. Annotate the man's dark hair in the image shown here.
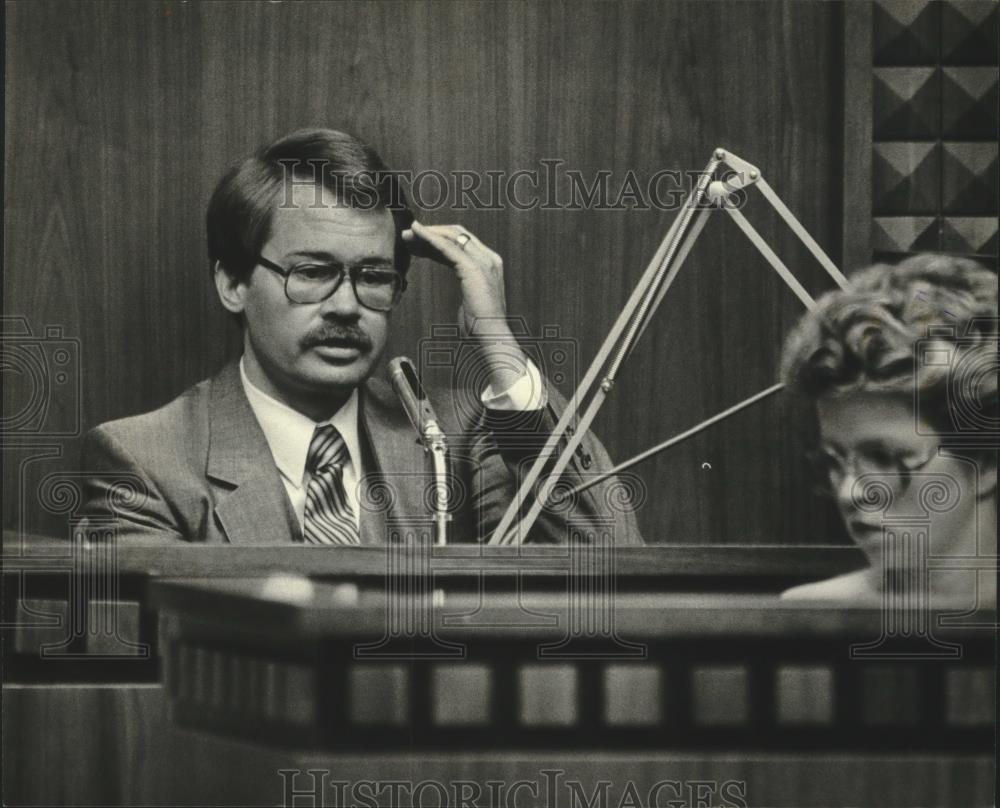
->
[206,128,414,283]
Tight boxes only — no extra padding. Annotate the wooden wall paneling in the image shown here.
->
[843,2,874,273]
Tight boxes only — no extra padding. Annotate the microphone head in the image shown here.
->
[388,356,424,399]
[388,356,437,438]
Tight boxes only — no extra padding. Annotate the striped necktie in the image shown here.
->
[303,424,360,545]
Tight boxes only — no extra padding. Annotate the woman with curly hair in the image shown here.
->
[780,254,997,605]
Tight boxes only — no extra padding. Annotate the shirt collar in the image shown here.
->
[239,357,361,489]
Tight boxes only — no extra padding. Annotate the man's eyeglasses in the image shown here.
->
[256,255,407,311]
[806,442,937,497]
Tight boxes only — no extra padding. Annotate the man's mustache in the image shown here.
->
[301,324,373,351]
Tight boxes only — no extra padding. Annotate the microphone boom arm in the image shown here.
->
[487,148,848,546]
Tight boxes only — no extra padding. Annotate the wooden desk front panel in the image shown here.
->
[3,685,994,807]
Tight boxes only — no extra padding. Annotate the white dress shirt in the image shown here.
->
[240,357,546,530]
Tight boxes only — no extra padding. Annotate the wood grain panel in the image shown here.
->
[4,0,846,545]
[3,685,993,807]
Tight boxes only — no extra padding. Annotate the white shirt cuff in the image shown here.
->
[481,358,547,411]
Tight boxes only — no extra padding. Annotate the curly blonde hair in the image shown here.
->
[780,254,998,436]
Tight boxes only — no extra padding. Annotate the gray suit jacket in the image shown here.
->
[80,360,643,545]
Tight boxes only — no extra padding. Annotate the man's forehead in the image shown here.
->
[270,184,395,239]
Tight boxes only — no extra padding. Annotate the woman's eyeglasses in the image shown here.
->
[806,442,937,497]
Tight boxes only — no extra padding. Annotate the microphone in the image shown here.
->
[388,357,450,545]
[388,356,439,441]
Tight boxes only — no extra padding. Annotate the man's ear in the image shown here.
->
[213,261,247,315]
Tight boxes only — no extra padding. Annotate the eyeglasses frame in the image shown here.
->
[256,254,407,312]
[806,442,939,498]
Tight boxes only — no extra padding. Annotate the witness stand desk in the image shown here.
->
[2,536,995,807]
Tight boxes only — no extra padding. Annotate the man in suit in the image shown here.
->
[81,128,642,546]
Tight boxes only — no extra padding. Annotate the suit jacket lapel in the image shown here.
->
[359,381,431,544]
[206,362,302,545]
